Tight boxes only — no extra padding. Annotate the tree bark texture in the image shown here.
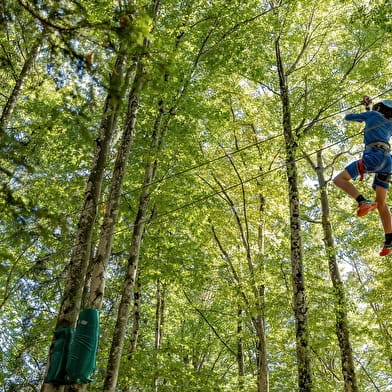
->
[103,92,165,392]
[314,151,358,392]
[128,275,141,358]
[123,276,142,392]
[237,307,245,390]
[87,58,146,310]
[41,47,128,392]
[275,38,312,392]
[256,215,268,392]
[153,279,165,392]
[54,47,127,329]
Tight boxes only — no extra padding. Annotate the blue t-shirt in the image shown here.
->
[345,111,392,145]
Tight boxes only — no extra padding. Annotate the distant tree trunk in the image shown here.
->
[256,200,268,392]
[307,150,358,392]
[351,258,392,370]
[122,275,142,392]
[209,134,269,391]
[129,274,142,357]
[253,124,269,392]
[0,34,44,136]
[254,317,268,392]
[237,306,245,390]
[41,46,128,392]
[275,38,312,392]
[153,279,165,392]
[212,220,268,392]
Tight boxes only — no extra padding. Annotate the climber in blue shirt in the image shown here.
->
[333,99,392,256]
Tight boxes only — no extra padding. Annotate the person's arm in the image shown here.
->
[344,112,369,122]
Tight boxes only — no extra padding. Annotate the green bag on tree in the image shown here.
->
[65,308,100,384]
[44,327,74,384]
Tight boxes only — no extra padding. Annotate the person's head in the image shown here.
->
[373,100,392,119]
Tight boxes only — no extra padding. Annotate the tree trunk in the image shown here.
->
[237,307,245,390]
[128,274,142,358]
[0,33,44,136]
[56,48,127,329]
[102,163,155,392]
[313,150,358,392]
[103,101,166,392]
[211,144,269,391]
[153,279,165,392]
[253,125,269,392]
[256,211,268,392]
[275,38,312,392]
[87,58,145,311]
[122,275,142,392]
[41,46,128,392]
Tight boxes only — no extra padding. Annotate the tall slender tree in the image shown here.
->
[41,24,130,392]
[274,35,313,391]
[305,149,358,392]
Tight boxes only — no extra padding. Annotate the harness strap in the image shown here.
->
[358,159,365,181]
[366,141,391,152]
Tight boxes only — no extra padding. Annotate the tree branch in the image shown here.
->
[183,290,237,357]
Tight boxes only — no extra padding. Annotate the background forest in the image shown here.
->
[1,0,392,391]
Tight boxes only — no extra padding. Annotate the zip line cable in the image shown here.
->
[92,115,392,233]
[39,86,386,223]
[100,87,392,202]
[3,89,392,258]
[42,85,387,228]
[24,126,370,262]
[18,88,392,221]
[139,129,367,224]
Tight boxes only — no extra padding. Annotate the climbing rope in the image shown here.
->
[5,89,392,258]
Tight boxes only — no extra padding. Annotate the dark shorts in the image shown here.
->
[346,147,392,189]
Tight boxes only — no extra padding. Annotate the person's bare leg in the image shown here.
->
[333,170,361,199]
[375,185,392,234]
[333,169,377,217]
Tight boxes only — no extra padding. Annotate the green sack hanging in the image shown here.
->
[65,308,100,384]
[44,327,74,384]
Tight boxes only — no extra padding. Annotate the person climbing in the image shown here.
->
[333,97,392,256]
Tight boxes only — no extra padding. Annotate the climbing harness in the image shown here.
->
[357,159,366,181]
[357,142,392,183]
[366,141,391,152]
[352,96,392,183]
